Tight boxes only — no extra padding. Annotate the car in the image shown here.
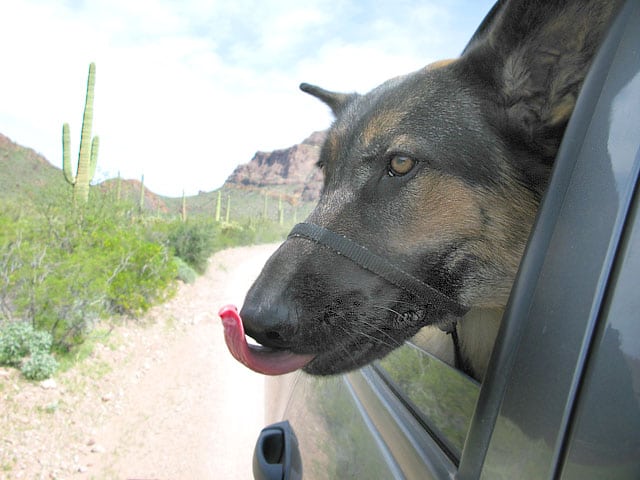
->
[252,1,640,478]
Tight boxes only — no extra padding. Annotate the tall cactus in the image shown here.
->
[263,193,268,219]
[62,62,98,205]
[139,174,145,212]
[115,171,122,202]
[215,190,222,222]
[225,195,231,223]
[181,190,187,222]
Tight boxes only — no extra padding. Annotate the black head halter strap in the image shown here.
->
[288,222,472,375]
[288,223,469,317]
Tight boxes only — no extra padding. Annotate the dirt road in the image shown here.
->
[0,244,279,479]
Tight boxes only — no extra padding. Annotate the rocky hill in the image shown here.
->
[0,129,326,218]
[0,133,66,200]
[0,132,172,212]
[225,131,325,201]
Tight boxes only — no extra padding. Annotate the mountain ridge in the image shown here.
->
[224,130,324,201]
[0,130,324,217]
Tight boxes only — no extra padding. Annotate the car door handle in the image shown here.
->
[253,420,303,480]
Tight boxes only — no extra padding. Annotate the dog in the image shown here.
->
[238,0,623,381]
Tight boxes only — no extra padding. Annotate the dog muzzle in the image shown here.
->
[288,222,469,317]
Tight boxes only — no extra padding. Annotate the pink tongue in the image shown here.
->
[218,305,315,375]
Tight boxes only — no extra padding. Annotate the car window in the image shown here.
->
[375,341,480,461]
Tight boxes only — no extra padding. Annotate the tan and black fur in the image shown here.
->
[240,0,623,380]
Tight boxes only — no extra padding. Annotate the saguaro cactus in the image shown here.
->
[215,190,222,222]
[181,190,187,222]
[263,193,268,219]
[62,62,98,205]
[139,174,145,212]
[115,171,122,202]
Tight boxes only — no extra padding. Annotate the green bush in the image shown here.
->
[0,321,58,380]
[0,195,179,348]
[168,220,216,273]
[107,234,177,316]
[209,218,289,250]
[21,351,58,381]
[174,257,197,284]
[0,188,291,359]
[0,322,33,366]
[27,248,110,350]
[25,328,52,355]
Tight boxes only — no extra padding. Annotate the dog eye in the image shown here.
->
[388,155,416,176]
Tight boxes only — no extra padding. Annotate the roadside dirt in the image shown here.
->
[0,244,279,480]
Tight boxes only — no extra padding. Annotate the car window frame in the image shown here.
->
[461,1,640,477]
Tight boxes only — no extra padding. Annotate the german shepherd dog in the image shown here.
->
[237,0,622,380]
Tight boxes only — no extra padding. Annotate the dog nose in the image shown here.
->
[239,302,296,349]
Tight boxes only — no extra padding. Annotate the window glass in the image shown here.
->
[376,342,480,459]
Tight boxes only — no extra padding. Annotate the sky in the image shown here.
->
[1,0,495,197]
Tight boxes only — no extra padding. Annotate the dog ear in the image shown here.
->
[465,0,620,159]
[461,0,507,54]
[300,83,356,116]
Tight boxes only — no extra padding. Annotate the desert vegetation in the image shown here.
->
[0,182,295,381]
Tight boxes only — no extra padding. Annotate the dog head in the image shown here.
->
[240,0,620,375]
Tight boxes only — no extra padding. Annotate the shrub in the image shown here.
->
[0,321,32,366]
[26,328,52,354]
[0,189,292,360]
[28,249,109,350]
[168,221,216,273]
[1,195,180,345]
[107,233,177,316]
[21,351,58,381]
[174,257,197,284]
[214,218,290,248]
[0,321,58,380]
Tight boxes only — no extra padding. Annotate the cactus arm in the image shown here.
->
[89,136,99,181]
[62,123,75,185]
